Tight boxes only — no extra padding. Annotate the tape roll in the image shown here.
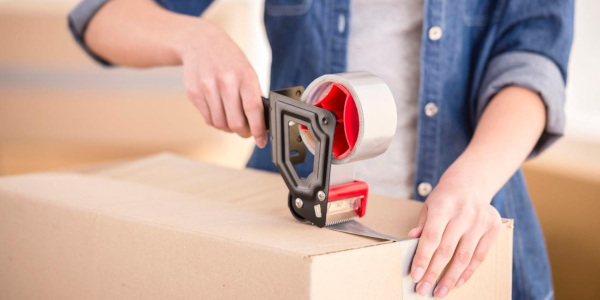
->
[300,72,397,164]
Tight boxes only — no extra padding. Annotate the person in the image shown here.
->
[68,0,573,298]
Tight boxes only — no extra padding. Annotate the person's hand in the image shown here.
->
[178,20,267,148]
[85,0,267,147]
[407,172,502,298]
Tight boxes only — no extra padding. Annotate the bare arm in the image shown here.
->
[445,86,545,197]
[85,0,267,147]
[408,86,546,297]
[85,0,190,67]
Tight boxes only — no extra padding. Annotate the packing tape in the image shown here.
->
[300,72,397,164]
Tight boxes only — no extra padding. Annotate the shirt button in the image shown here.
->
[424,102,438,117]
[417,182,433,197]
[338,14,346,33]
[428,26,443,41]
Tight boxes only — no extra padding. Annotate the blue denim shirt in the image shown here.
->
[69,1,573,299]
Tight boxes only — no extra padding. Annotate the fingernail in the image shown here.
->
[417,281,431,296]
[435,285,449,298]
[456,278,465,288]
[411,267,425,282]
[256,137,266,148]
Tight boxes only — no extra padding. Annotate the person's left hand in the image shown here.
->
[407,173,502,298]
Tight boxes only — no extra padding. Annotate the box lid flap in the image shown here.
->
[0,153,426,256]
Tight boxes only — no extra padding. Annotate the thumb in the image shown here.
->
[407,205,428,238]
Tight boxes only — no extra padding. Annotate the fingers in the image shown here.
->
[180,26,266,146]
[407,226,423,238]
[407,205,427,238]
[185,67,266,146]
[409,197,503,298]
[218,74,251,138]
[240,70,267,148]
[415,207,502,298]
[410,206,450,283]
[203,78,232,133]
[430,227,483,298]
[186,89,213,126]
[417,219,466,297]
[455,217,501,288]
[184,68,214,126]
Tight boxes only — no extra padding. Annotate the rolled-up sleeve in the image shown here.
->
[67,0,213,66]
[68,0,113,66]
[474,0,574,158]
[475,51,566,157]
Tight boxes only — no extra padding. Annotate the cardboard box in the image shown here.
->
[0,153,513,299]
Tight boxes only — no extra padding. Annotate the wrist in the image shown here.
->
[438,157,496,204]
[169,17,222,65]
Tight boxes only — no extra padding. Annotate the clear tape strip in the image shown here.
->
[326,219,408,242]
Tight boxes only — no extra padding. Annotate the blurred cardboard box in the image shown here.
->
[0,0,263,175]
[0,153,513,299]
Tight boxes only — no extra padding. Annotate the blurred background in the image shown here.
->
[0,0,598,298]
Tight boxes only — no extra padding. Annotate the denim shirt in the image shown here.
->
[69,1,573,299]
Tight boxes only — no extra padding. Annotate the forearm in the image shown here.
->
[409,85,545,296]
[85,0,212,67]
[82,0,267,146]
[441,86,546,201]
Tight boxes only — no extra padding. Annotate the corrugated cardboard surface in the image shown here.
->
[0,153,512,299]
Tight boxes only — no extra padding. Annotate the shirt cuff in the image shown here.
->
[68,0,114,66]
[475,51,566,158]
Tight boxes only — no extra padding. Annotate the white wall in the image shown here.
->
[565,0,600,141]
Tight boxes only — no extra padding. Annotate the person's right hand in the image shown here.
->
[84,0,266,147]
[178,19,267,148]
